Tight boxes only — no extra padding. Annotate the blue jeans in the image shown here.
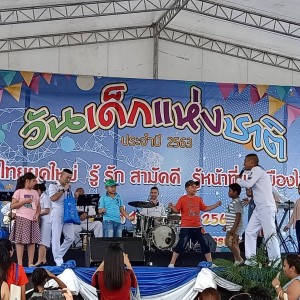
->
[103,220,123,237]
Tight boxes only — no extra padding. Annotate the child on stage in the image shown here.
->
[223,183,244,265]
[10,172,41,266]
[168,180,222,267]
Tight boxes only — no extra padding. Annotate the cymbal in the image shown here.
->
[128,201,156,208]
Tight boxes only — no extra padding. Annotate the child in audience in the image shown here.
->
[223,183,244,266]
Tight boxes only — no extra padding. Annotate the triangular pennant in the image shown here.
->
[4,83,22,101]
[219,83,235,100]
[256,85,269,99]
[250,85,261,105]
[42,73,52,84]
[30,76,40,94]
[243,141,254,150]
[268,96,285,115]
[0,89,3,103]
[0,71,16,86]
[20,71,34,86]
[287,104,300,126]
[295,87,300,97]
[276,86,290,100]
[238,84,247,93]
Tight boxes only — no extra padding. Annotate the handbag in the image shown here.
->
[9,264,21,300]
[130,284,141,300]
[63,193,81,225]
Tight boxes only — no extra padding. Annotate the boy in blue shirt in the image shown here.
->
[98,179,134,237]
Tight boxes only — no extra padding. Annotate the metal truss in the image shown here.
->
[155,0,191,34]
[160,27,300,72]
[0,26,153,52]
[185,0,300,39]
[153,0,190,77]
[0,0,173,25]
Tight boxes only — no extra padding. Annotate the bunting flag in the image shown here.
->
[238,84,247,94]
[250,85,260,105]
[4,83,22,101]
[219,83,235,100]
[276,86,290,100]
[42,73,52,84]
[287,104,300,127]
[295,87,300,97]
[256,85,269,99]
[0,89,3,103]
[243,141,254,150]
[0,71,16,86]
[30,76,40,94]
[20,71,34,86]
[268,96,285,115]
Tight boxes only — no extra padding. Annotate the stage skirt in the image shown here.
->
[9,216,41,244]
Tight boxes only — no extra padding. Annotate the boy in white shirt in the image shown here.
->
[223,183,244,265]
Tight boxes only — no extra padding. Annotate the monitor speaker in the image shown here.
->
[86,237,145,266]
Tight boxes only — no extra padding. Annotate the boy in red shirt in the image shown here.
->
[168,180,222,267]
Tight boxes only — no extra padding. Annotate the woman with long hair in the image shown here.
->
[91,243,137,300]
[0,245,11,300]
[0,238,28,300]
[272,254,300,300]
[199,287,221,300]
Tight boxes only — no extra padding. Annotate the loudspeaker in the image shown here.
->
[86,237,145,266]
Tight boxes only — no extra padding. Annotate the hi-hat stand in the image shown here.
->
[276,201,298,253]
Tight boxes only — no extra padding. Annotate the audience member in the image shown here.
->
[91,243,137,300]
[0,238,28,300]
[248,286,272,300]
[272,254,300,300]
[0,245,11,300]
[31,267,67,297]
[229,293,252,300]
[199,287,221,300]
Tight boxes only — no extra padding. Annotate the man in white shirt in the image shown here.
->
[49,168,74,266]
[73,187,103,247]
[140,187,165,218]
[236,154,281,266]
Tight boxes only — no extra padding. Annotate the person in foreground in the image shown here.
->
[272,254,300,300]
[91,243,137,300]
[235,153,280,266]
[0,238,28,300]
[198,287,221,300]
[168,180,222,267]
[0,245,11,300]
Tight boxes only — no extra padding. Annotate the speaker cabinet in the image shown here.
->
[86,237,145,267]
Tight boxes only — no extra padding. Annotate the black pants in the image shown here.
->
[173,227,210,254]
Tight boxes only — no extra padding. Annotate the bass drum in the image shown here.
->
[150,225,176,250]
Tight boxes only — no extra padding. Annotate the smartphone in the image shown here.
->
[43,289,64,300]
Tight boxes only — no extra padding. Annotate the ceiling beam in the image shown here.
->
[0,26,153,52]
[184,0,300,39]
[160,27,300,72]
[0,0,173,25]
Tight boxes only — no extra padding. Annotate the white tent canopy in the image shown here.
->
[0,0,299,84]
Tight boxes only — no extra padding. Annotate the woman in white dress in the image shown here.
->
[33,181,51,266]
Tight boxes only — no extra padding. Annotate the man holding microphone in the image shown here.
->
[235,154,281,267]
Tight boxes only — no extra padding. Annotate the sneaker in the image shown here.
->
[244,259,257,267]
[168,264,175,268]
[234,259,244,266]
[268,260,281,268]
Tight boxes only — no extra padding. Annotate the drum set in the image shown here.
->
[128,201,181,251]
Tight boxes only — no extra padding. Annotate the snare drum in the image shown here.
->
[150,225,176,250]
[135,215,154,236]
[167,213,181,225]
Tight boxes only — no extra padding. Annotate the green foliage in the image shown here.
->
[214,237,289,297]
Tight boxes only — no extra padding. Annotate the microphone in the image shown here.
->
[239,168,245,177]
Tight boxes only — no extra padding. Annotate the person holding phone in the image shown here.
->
[91,243,137,300]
